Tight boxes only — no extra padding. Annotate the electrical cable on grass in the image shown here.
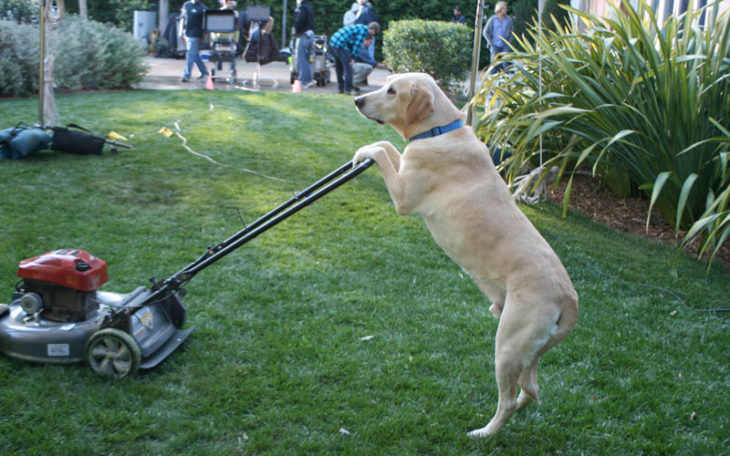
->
[125,124,297,184]
[172,121,289,183]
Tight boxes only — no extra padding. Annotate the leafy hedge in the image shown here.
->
[383,20,472,89]
[0,0,39,24]
[0,15,147,98]
[477,1,730,268]
[0,19,39,97]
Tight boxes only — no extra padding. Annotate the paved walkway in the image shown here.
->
[137,56,390,94]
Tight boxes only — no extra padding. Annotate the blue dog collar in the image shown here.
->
[408,119,464,142]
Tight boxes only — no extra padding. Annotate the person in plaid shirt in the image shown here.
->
[329,22,381,94]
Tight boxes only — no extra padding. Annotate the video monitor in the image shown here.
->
[205,10,236,33]
[246,6,271,22]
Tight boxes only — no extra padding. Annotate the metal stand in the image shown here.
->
[209,40,238,85]
[250,61,278,88]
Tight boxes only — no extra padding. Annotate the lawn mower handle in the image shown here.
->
[151,158,374,294]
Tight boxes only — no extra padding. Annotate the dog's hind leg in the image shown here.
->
[516,298,579,412]
[468,350,522,437]
[468,307,531,437]
[516,357,539,410]
[469,297,562,437]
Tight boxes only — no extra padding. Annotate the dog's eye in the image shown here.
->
[387,87,396,95]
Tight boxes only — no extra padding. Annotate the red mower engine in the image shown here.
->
[14,249,108,322]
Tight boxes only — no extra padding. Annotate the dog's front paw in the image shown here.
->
[352,146,382,166]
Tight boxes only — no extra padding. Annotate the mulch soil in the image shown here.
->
[544,174,730,273]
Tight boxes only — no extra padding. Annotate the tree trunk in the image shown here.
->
[78,0,87,18]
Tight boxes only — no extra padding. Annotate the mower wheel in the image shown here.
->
[0,303,8,317]
[85,328,142,378]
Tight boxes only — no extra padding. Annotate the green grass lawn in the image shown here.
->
[0,90,728,455]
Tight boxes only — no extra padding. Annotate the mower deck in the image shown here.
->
[0,286,192,374]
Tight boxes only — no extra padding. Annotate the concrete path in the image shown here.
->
[137,56,389,94]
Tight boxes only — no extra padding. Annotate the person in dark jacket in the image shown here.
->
[293,0,316,88]
[181,0,209,82]
[451,6,466,24]
[354,0,377,60]
[354,0,377,25]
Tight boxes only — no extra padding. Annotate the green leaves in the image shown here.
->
[383,20,473,89]
[0,15,146,97]
[477,0,730,270]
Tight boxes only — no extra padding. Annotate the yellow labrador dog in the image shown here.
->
[352,73,579,437]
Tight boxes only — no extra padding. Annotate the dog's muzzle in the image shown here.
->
[354,97,385,125]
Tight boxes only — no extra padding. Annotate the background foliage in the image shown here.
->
[50,15,148,92]
[0,0,38,23]
[383,20,473,89]
[476,1,730,268]
[0,16,147,97]
[0,19,39,96]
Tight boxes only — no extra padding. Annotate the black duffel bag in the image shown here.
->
[51,123,106,155]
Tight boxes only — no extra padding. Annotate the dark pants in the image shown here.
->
[331,46,353,92]
[490,44,510,74]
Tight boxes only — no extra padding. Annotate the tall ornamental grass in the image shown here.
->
[476,1,730,269]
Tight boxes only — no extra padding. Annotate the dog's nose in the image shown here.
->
[354,97,365,110]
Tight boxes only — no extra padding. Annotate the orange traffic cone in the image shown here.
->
[292,79,302,93]
[205,74,215,90]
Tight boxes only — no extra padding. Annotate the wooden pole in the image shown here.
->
[466,1,485,126]
[39,0,45,126]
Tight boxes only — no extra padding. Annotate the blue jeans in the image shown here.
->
[184,36,208,79]
[296,30,314,85]
[490,44,510,74]
[332,46,353,92]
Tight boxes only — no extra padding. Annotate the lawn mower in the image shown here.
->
[0,159,373,378]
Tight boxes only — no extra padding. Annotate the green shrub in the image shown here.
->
[383,19,472,89]
[50,15,148,91]
[0,15,147,97]
[0,19,40,97]
[0,0,38,24]
[476,1,730,268]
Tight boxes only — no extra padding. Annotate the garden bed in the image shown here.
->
[546,174,730,272]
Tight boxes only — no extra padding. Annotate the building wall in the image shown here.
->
[570,0,729,22]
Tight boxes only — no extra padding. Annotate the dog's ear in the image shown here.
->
[405,85,435,125]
